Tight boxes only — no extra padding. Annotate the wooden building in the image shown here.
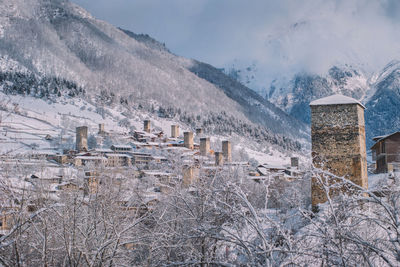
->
[130,152,153,165]
[371,131,400,173]
[111,145,132,153]
[106,153,132,167]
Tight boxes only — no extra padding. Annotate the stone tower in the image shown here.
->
[76,126,88,152]
[184,132,194,149]
[98,123,105,135]
[310,94,368,207]
[144,120,151,133]
[171,125,179,138]
[200,137,210,156]
[183,166,198,186]
[222,141,232,162]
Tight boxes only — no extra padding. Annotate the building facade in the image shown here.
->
[371,132,400,173]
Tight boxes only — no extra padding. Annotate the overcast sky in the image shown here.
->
[72,0,400,88]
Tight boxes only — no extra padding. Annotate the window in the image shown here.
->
[382,142,386,153]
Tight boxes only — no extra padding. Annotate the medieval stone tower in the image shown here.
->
[144,120,151,133]
[76,126,88,152]
[184,132,194,149]
[171,125,179,138]
[200,137,210,156]
[222,141,232,162]
[98,123,105,135]
[310,94,368,207]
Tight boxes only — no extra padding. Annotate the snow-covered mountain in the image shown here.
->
[267,65,369,123]
[0,0,307,150]
[237,60,400,147]
[365,61,400,146]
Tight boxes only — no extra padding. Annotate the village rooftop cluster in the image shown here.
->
[0,94,395,234]
[0,119,302,234]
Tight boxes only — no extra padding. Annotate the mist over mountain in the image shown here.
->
[67,0,400,149]
[73,0,400,84]
[237,61,400,148]
[0,0,306,150]
[266,65,369,124]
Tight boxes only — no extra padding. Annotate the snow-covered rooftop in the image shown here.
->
[76,156,106,160]
[95,148,113,153]
[111,145,132,149]
[106,153,132,158]
[310,94,365,108]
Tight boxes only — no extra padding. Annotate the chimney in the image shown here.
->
[76,126,88,152]
[200,137,210,156]
[144,120,151,133]
[291,157,299,168]
[222,141,232,162]
[171,125,179,138]
[215,152,224,166]
[184,132,194,149]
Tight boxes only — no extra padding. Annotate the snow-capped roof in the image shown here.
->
[105,153,132,158]
[111,144,132,149]
[310,94,365,108]
[371,131,400,148]
[95,148,113,153]
[76,156,106,160]
[372,135,389,141]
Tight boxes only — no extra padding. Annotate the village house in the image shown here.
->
[47,154,68,165]
[371,131,400,173]
[94,148,114,155]
[152,156,168,164]
[74,155,107,167]
[56,181,82,192]
[106,153,132,167]
[111,144,133,153]
[129,152,153,165]
[133,130,158,143]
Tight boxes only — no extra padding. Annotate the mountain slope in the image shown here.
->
[0,0,307,149]
[365,61,400,146]
[258,60,400,148]
[267,65,369,123]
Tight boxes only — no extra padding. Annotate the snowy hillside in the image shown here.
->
[0,87,303,166]
[0,0,307,149]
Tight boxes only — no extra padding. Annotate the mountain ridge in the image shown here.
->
[0,0,307,150]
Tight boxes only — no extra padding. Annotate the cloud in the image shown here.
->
[72,0,400,87]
